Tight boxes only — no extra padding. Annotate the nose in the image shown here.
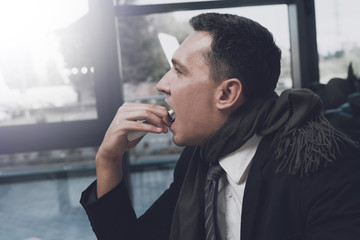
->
[156,70,171,94]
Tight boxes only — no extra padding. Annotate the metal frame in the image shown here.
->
[114,0,287,15]
[288,0,319,88]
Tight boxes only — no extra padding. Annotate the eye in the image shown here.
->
[173,66,182,75]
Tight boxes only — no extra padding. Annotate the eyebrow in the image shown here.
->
[171,58,190,73]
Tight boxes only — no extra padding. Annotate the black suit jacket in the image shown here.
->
[81,135,360,240]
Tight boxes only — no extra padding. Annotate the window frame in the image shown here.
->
[0,0,319,154]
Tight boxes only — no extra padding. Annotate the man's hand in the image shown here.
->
[96,102,172,198]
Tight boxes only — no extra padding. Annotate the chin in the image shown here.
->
[172,136,186,147]
[172,134,203,147]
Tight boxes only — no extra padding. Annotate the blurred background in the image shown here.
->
[0,0,359,239]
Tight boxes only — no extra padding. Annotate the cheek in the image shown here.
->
[174,92,202,120]
[174,98,214,143]
[175,83,215,119]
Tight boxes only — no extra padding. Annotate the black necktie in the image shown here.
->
[204,162,225,240]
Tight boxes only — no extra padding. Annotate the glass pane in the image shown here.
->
[118,4,291,104]
[314,0,360,143]
[315,0,360,84]
[0,161,174,238]
[0,0,97,126]
[0,171,97,240]
[0,145,97,240]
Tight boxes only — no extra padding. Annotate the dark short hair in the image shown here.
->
[190,13,281,98]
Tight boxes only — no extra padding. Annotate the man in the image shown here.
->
[81,13,360,240]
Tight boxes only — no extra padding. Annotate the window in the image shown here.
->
[0,0,122,154]
[0,1,121,238]
[314,0,360,141]
[0,0,96,126]
[315,0,360,83]
[0,1,322,239]
[118,4,292,98]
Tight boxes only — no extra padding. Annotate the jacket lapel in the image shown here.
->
[241,134,274,240]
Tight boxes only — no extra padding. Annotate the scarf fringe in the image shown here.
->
[274,114,358,176]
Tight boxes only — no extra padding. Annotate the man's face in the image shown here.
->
[156,31,223,146]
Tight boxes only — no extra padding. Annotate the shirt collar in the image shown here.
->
[218,135,262,184]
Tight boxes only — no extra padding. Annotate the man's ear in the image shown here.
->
[216,78,243,110]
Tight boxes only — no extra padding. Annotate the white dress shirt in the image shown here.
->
[217,135,262,240]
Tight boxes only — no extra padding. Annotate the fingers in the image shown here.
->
[99,103,171,159]
[126,118,166,136]
[120,102,172,130]
[106,103,171,145]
